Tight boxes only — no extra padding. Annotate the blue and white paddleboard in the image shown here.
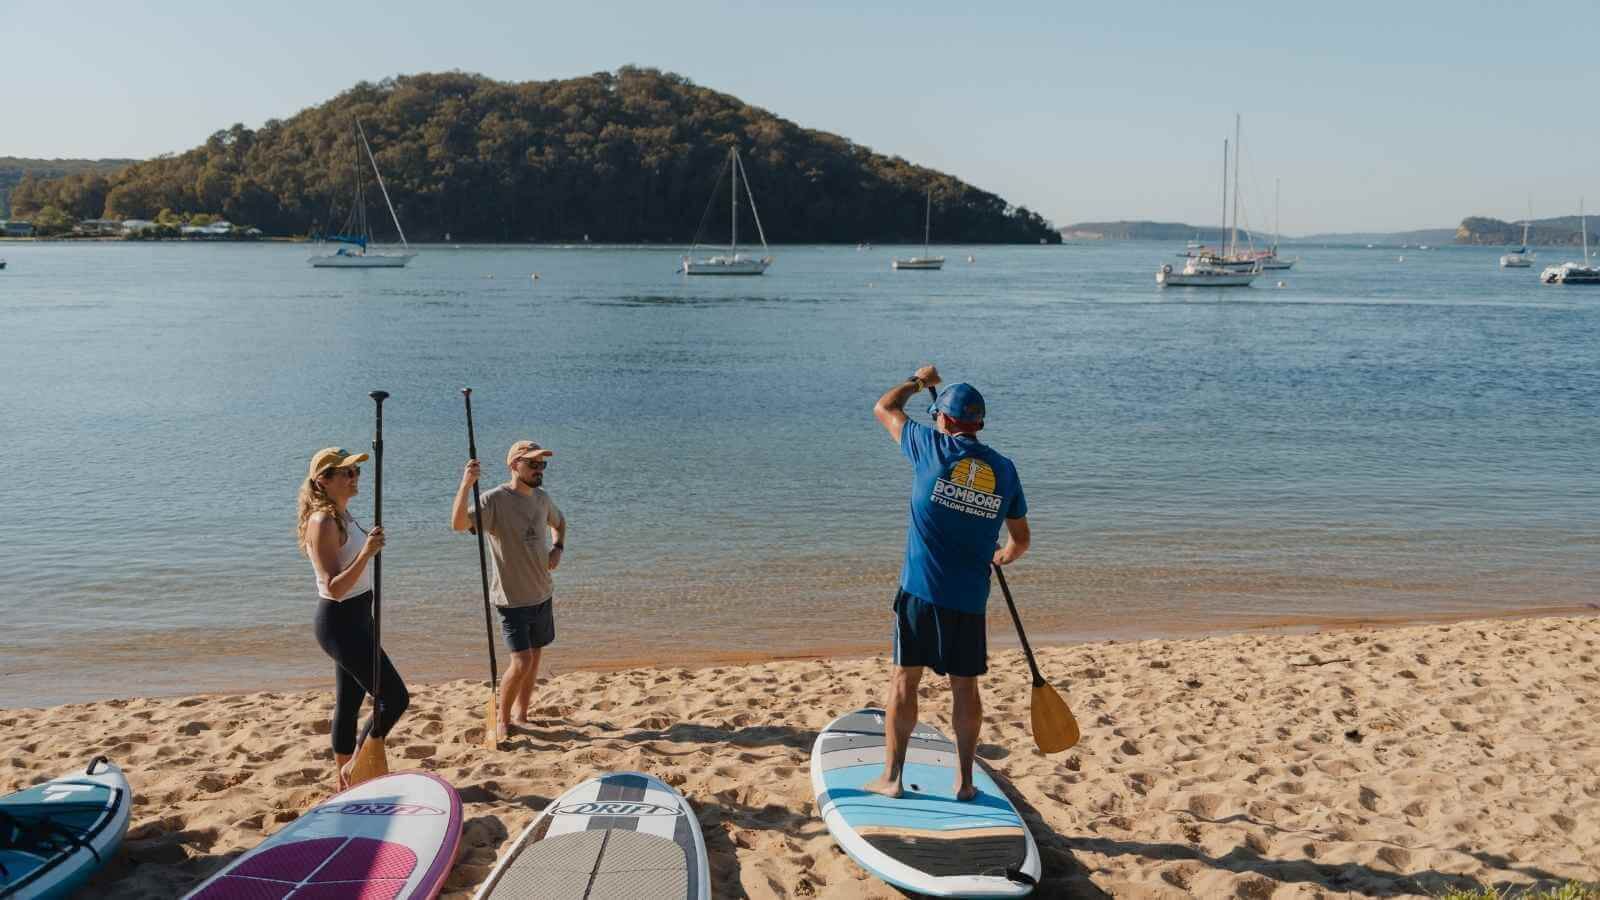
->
[474,771,709,900]
[811,708,1040,898]
[0,756,133,900]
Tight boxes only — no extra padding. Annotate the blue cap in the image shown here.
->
[929,383,986,423]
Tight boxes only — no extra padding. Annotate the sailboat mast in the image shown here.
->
[730,148,738,256]
[1583,197,1589,265]
[1230,113,1241,258]
[924,189,931,254]
[1220,139,1228,256]
[357,120,408,250]
[1274,177,1281,254]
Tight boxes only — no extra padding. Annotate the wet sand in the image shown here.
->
[4,614,1598,897]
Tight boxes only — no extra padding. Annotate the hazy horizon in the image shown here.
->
[11,1,1599,234]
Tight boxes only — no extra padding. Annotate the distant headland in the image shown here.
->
[3,68,1058,245]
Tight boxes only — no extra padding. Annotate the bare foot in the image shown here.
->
[953,782,979,802]
[493,721,510,745]
[337,761,354,791]
[861,776,903,799]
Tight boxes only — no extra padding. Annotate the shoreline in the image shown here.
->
[6,598,1593,711]
[4,611,1595,898]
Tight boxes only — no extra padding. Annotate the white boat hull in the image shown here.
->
[309,252,414,268]
[892,257,945,270]
[1542,263,1600,284]
[1259,258,1295,270]
[1501,254,1533,268]
[682,255,771,275]
[1158,263,1259,287]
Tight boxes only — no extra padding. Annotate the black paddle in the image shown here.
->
[462,388,501,748]
[349,390,391,784]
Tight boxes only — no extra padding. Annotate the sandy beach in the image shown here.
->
[4,614,1597,898]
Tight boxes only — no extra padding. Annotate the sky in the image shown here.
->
[8,1,1598,234]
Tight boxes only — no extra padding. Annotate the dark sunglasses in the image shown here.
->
[517,459,548,471]
[319,466,360,480]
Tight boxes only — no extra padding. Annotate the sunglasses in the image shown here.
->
[319,466,360,480]
[516,459,548,471]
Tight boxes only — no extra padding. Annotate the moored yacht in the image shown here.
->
[682,147,772,276]
[1158,116,1258,288]
[1541,199,1599,284]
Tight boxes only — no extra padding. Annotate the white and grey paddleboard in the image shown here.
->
[812,708,1041,897]
[474,771,709,900]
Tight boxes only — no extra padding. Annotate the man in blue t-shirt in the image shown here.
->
[866,364,1031,801]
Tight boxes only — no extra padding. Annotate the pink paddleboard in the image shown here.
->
[184,772,462,900]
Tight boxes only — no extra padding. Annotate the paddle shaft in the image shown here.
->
[462,389,499,692]
[369,391,388,709]
[924,385,1047,689]
[992,564,1047,688]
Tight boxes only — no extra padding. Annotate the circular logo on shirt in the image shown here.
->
[949,458,996,494]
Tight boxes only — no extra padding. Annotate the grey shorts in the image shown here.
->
[498,598,555,652]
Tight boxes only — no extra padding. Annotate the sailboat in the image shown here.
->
[682,147,772,275]
[893,189,944,270]
[309,121,414,268]
[1158,117,1260,287]
[1257,178,1296,270]
[1501,201,1536,268]
[1541,198,1600,284]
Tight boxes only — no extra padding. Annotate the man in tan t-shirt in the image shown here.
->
[451,440,567,741]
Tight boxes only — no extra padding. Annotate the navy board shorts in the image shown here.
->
[498,598,555,652]
[892,589,987,677]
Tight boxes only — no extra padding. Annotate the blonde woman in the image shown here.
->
[298,446,410,788]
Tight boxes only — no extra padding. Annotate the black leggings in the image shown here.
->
[314,591,410,755]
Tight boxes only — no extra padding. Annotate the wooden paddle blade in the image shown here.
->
[484,695,499,749]
[346,736,388,787]
[1031,683,1080,753]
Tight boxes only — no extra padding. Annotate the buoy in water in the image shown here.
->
[531,272,540,280]
[1277,281,1286,288]
[1397,256,1405,262]
[966,255,975,263]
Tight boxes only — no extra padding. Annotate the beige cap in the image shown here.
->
[506,440,554,467]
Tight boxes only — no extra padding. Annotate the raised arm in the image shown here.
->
[874,364,941,443]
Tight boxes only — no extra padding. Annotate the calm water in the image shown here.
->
[2,240,1596,705]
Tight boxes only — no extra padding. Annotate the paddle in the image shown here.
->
[348,390,391,786]
[992,563,1079,753]
[926,385,1078,753]
[462,388,501,748]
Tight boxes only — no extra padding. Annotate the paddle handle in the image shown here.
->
[369,390,388,704]
[462,389,499,690]
[993,563,1047,688]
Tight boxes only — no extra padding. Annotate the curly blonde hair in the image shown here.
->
[296,474,347,555]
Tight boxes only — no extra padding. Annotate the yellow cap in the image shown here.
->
[307,447,370,479]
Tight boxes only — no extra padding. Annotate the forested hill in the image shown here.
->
[1455,215,1598,246]
[7,68,1058,244]
[0,158,134,217]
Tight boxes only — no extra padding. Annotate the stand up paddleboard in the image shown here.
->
[811,708,1041,898]
[474,771,709,900]
[0,756,132,900]
[184,771,462,900]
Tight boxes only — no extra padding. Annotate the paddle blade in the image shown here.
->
[346,736,388,787]
[1031,682,1080,753]
[484,694,499,749]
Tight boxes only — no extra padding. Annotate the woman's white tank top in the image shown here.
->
[311,514,372,600]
